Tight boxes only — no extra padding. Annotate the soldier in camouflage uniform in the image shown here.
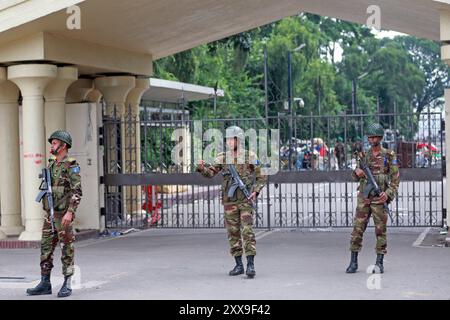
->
[334,137,346,170]
[27,130,82,298]
[346,123,400,274]
[197,126,267,278]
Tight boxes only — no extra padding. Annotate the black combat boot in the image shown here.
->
[57,276,72,298]
[229,256,244,276]
[345,251,358,273]
[246,255,256,278]
[26,274,52,296]
[373,254,384,274]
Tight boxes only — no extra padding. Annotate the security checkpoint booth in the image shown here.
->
[0,0,449,241]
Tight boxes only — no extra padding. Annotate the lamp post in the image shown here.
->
[288,43,306,170]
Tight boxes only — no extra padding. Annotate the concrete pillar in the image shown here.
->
[94,76,135,219]
[94,76,135,118]
[124,78,149,214]
[125,78,149,174]
[94,76,135,174]
[8,64,57,241]
[0,68,23,239]
[44,67,78,152]
[66,79,94,104]
[86,89,103,104]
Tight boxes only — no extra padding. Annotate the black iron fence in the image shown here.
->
[102,104,445,229]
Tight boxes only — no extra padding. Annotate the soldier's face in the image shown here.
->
[368,136,382,147]
[50,139,66,155]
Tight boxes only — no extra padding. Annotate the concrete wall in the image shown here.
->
[66,102,101,231]
[17,101,102,231]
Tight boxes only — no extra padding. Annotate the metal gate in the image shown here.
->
[102,103,445,229]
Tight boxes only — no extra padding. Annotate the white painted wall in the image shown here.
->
[66,102,101,230]
[18,101,102,231]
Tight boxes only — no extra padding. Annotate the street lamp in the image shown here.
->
[287,43,306,170]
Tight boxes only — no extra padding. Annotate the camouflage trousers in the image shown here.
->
[224,202,256,257]
[349,196,388,254]
[40,212,75,277]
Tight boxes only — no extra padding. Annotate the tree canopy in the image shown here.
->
[153,14,449,124]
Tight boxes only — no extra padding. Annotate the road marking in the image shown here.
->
[255,229,278,240]
[412,227,431,247]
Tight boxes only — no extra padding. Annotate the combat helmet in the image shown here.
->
[366,123,384,137]
[48,130,72,148]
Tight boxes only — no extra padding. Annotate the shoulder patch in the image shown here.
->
[70,166,80,174]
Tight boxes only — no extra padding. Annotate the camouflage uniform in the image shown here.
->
[334,142,345,169]
[40,155,82,277]
[198,150,267,257]
[350,147,400,254]
[352,140,363,154]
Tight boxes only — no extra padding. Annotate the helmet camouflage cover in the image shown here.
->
[48,130,72,148]
[366,123,384,137]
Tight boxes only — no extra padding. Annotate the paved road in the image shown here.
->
[0,227,449,300]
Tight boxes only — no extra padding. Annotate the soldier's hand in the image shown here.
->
[62,212,73,228]
[377,192,388,203]
[197,160,205,171]
[248,192,258,202]
[355,168,366,178]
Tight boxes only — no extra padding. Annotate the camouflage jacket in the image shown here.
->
[352,147,400,203]
[334,142,345,157]
[43,155,82,217]
[197,150,267,205]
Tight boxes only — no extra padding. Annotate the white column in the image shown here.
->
[94,76,135,218]
[86,89,103,104]
[124,78,149,214]
[44,67,78,141]
[125,78,149,174]
[66,79,94,104]
[8,64,57,241]
[94,76,135,117]
[0,68,22,239]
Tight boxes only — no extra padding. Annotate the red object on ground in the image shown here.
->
[142,185,162,225]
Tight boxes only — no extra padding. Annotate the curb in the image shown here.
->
[0,229,99,249]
